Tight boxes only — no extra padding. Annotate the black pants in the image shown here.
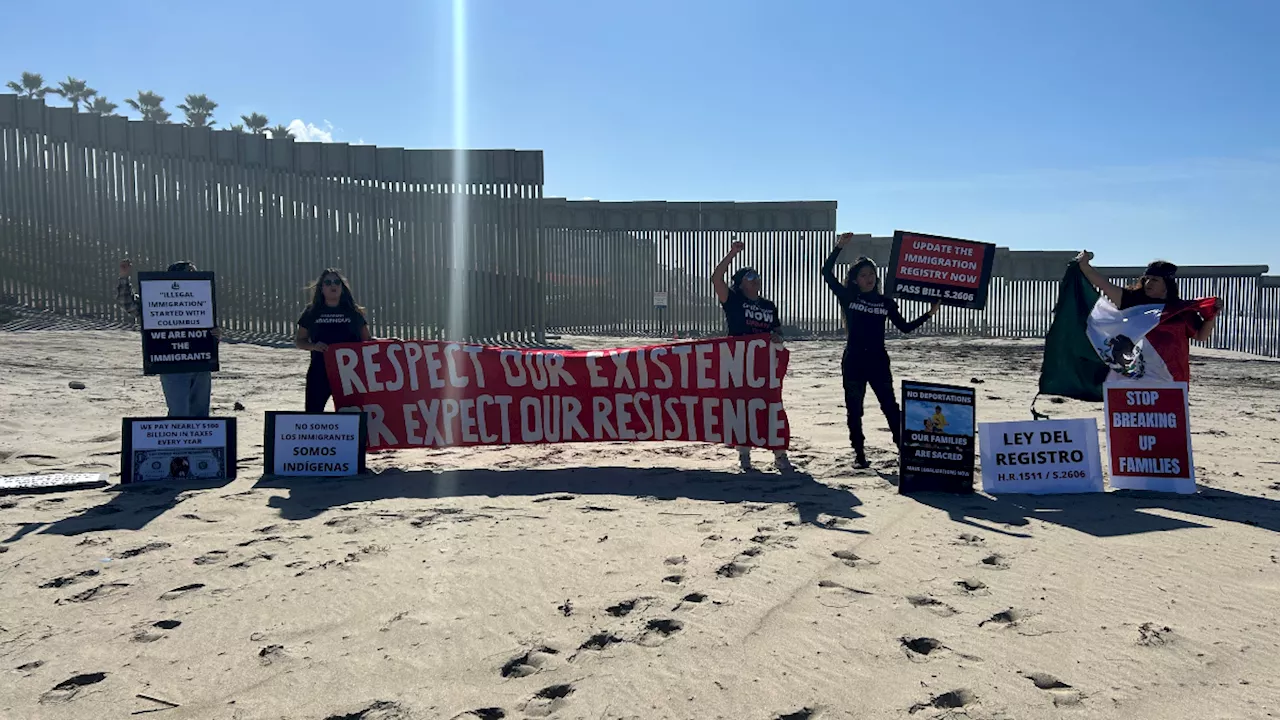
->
[842,350,901,453]
[305,362,332,413]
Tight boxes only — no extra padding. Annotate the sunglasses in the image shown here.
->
[742,272,760,281]
[322,278,343,287]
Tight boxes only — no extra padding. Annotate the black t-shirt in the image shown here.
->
[298,305,367,363]
[822,249,927,353]
[721,290,781,337]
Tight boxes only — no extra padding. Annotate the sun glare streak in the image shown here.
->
[448,0,469,345]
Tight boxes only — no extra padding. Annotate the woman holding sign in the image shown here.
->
[116,259,219,417]
[295,268,374,412]
[823,234,939,468]
[712,238,792,473]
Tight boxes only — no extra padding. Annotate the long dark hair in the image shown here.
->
[305,268,365,316]
[1127,260,1180,302]
[730,267,760,295]
[845,256,881,293]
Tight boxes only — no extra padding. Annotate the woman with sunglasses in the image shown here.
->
[711,238,793,472]
[1075,251,1219,384]
[823,233,939,469]
[294,268,374,412]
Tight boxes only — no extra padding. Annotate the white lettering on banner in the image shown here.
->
[651,347,673,389]
[696,344,715,390]
[424,345,445,388]
[385,345,405,392]
[1117,456,1182,475]
[672,345,693,387]
[336,349,365,395]
[1110,412,1178,429]
[586,351,607,388]
[611,350,636,389]
[720,342,744,387]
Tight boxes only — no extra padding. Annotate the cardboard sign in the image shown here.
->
[138,271,219,375]
[979,418,1104,494]
[886,231,997,310]
[1104,382,1195,494]
[0,473,109,494]
[264,412,367,477]
[653,291,669,309]
[899,381,976,494]
[121,417,237,485]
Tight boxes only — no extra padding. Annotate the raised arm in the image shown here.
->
[1075,251,1124,306]
[822,234,853,301]
[889,299,939,334]
[711,238,744,304]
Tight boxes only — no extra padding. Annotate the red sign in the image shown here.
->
[1103,382,1195,494]
[324,336,790,451]
[887,231,997,310]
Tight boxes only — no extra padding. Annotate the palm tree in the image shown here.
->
[241,113,269,134]
[177,93,217,127]
[53,76,96,111]
[267,124,294,140]
[228,124,246,133]
[125,90,171,123]
[6,71,52,100]
[87,97,119,116]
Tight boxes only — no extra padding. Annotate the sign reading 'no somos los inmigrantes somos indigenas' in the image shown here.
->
[265,412,368,477]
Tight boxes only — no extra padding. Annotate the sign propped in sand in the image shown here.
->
[121,417,237,485]
[0,473,110,494]
[264,412,367,477]
[899,381,976,494]
[979,418,1104,494]
[137,271,220,375]
[1104,382,1195,494]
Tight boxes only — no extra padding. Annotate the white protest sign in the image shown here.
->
[140,277,215,330]
[653,291,669,309]
[266,412,365,477]
[0,473,109,492]
[123,417,236,484]
[979,418,1104,494]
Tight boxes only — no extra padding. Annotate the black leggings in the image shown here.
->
[842,351,901,452]
[305,362,333,413]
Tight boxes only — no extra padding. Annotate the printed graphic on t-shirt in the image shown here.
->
[722,292,779,336]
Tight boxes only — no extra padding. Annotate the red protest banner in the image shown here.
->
[323,335,790,451]
[1103,381,1195,494]
[886,230,997,310]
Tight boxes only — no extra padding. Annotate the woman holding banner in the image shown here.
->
[823,234,939,469]
[712,239,793,473]
[1075,252,1219,384]
[295,268,374,412]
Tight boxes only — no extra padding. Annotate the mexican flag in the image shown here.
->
[1038,262,1216,402]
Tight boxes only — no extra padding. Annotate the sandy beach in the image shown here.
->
[3,315,1280,720]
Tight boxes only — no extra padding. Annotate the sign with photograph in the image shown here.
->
[886,231,997,310]
[979,418,1104,494]
[1104,382,1195,494]
[137,271,219,375]
[121,417,237,485]
[265,412,367,477]
[899,381,976,494]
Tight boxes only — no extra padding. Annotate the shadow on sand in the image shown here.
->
[254,466,869,532]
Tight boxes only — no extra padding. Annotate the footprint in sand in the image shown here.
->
[117,541,171,559]
[193,550,228,565]
[322,700,412,719]
[576,632,625,654]
[518,684,574,718]
[979,608,1026,628]
[59,583,129,605]
[955,579,988,594]
[500,646,561,678]
[1137,622,1174,646]
[452,709,506,720]
[774,708,823,720]
[606,599,644,617]
[955,533,986,546]
[39,673,107,704]
[1022,672,1083,707]
[258,645,287,666]
[662,574,684,584]
[230,553,275,569]
[906,595,958,617]
[908,688,976,715]
[980,553,1010,570]
[832,550,877,568]
[40,569,100,589]
[716,561,752,579]
[159,583,205,601]
[637,618,684,647]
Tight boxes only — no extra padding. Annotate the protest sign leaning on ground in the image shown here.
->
[824,233,939,469]
[295,268,375,412]
[712,238,794,473]
[115,259,221,417]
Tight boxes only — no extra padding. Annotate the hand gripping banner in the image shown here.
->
[324,335,791,452]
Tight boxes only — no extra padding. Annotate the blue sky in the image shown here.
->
[4,0,1277,269]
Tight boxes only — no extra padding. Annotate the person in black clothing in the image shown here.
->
[823,233,939,468]
[711,238,792,473]
[294,268,373,412]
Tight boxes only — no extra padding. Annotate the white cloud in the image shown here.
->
[285,118,336,143]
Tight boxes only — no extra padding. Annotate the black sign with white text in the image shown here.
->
[138,271,219,375]
[899,381,976,494]
[264,412,368,477]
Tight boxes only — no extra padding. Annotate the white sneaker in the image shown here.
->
[774,451,795,474]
